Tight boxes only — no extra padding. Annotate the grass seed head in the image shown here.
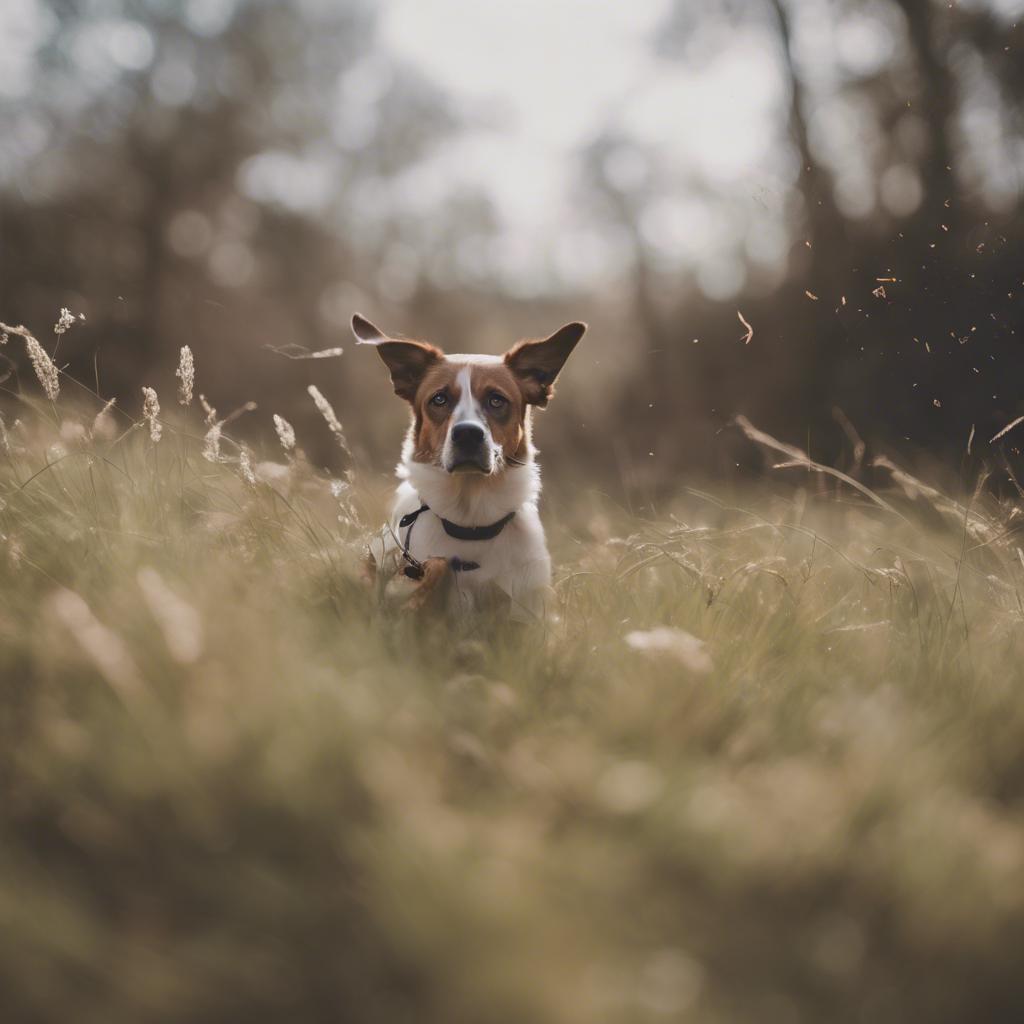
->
[141,387,162,442]
[53,307,81,336]
[91,398,117,440]
[238,444,257,485]
[25,333,60,401]
[202,422,222,462]
[175,346,195,406]
[307,385,352,459]
[273,414,296,454]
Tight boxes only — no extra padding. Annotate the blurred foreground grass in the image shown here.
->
[2,387,1024,1023]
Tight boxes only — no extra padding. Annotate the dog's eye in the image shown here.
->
[487,392,508,410]
[430,391,448,407]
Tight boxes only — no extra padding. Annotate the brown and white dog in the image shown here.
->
[353,313,586,620]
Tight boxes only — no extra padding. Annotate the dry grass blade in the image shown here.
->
[989,415,1024,444]
[733,414,896,513]
[4,312,1024,1024]
[872,454,997,542]
[833,406,866,475]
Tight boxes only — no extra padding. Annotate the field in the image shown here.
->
[2,351,1024,1023]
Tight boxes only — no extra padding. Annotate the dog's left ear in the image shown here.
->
[504,322,587,407]
[352,313,443,402]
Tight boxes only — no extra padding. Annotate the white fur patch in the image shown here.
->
[451,365,484,426]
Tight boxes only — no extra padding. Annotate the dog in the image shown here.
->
[352,313,586,620]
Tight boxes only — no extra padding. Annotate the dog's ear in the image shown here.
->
[504,322,587,407]
[351,313,387,343]
[352,313,443,402]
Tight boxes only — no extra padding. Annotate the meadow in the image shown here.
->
[1,325,1024,1023]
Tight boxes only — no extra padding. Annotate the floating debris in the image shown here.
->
[737,310,754,345]
[266,344,345,360]
[990,416,1024,444]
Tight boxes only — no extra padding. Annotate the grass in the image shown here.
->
[2,370,1024,1023]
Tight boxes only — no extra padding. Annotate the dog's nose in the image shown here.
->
[451,422,486,448]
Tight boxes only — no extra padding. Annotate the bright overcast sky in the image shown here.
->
[0,0,803,297]
[380,0,789,296]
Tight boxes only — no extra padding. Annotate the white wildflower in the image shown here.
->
[137,567,203,665]
[202,421,222,462]
[624,627,713,675]
[25,334,60,400]
[141,387,162,442]
[175,346,194,406]
[273,413,296,454]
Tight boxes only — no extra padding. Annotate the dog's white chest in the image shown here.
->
[387,478,552,617]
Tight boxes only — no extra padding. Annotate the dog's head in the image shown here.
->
[353,314,586,475]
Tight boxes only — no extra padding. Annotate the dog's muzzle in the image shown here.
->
[447,421,492,474]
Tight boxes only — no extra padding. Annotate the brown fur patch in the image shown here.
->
[468,363,527,460]
[373,339,444,402]
[409,361,529,465]
[504,322,587,407]
[411,362,460,463]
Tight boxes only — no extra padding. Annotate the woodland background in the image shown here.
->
[2,0,1023,489]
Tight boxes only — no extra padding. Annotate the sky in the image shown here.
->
[379,0,791,296]
[0,0,790,297]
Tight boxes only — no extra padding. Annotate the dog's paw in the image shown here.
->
[401,556,452,613]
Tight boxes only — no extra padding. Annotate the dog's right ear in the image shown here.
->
[351,313,443,403]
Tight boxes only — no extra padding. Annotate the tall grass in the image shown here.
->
[1,326,1023,1022]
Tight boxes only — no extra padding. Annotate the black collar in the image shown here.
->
[397,502,516,578]
[398,503,516,541]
